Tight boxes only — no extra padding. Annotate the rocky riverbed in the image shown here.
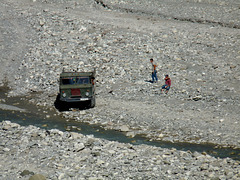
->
[1,121,240,179]
[0,0,240,179]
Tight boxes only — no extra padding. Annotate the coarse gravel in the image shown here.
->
[0,0,240,179]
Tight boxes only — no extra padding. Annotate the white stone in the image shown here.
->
[119,125,129,132]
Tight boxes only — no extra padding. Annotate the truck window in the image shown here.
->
[61,77,90,85]
[77,77,89,84]
[62,78,74,85]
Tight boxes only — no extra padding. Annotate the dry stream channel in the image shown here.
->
[0,87,239,161]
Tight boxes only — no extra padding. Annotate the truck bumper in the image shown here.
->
[60,97,91,102]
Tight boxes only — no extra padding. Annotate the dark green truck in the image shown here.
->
[59,71,96,108]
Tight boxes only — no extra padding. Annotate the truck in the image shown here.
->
[58,70,96,110]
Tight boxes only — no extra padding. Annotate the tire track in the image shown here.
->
[94,0,240,29]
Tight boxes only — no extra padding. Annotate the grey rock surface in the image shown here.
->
[0,121,240,179]
[0,0,240,179]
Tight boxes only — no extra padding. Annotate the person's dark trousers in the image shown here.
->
[152,70,158,83]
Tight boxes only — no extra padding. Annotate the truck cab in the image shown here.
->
[59,71,96,108]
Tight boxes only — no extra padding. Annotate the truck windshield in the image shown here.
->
[61,77,89,85]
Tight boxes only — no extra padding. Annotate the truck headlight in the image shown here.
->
[85,92,89,96]
[62,93,66,97]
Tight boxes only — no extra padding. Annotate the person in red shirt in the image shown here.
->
[161,74,171,94]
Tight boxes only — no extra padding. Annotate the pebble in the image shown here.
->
[119,125,130,132]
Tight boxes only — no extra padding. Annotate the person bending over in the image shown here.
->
[161,74,171,94]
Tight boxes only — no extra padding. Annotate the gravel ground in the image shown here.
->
[0,0,240,179]
[1,121,240,179]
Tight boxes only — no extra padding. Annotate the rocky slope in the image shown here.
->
[0,0,240,179]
